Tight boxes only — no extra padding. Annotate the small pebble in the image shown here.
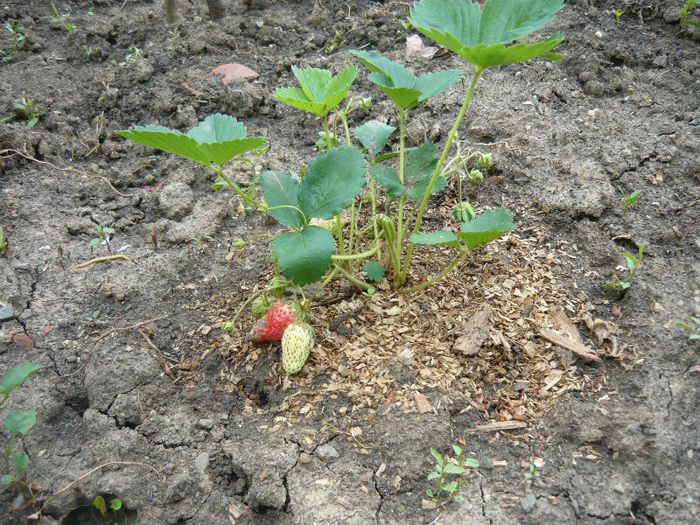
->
[521,492,537,513]
[0,305,15,321]
[690,118,700,126]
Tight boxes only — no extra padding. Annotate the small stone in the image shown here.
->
[316,444,339,461]
[0,305,15,321]
[299,452,312,464]
[198,418,214,429]
[521,492,537,513]
[690,118,700,126]
[583,80,605,97]
[194,452,210,472]
[513,380,530,392]
[13,333,34,349]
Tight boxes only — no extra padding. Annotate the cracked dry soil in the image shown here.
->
[0,0,698,523]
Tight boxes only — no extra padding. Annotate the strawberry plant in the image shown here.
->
[1,363,42,483]
[118,0,565,371]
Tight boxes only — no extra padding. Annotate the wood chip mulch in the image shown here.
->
[190,227,619,430]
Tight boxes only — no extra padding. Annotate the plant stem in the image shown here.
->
[399,250,467,294]
[401,67,483,284]
[333,263,373,290]
[332,243,381,261]
[310,267,339,301]
[394,107,408,287]
[212,165,261,208]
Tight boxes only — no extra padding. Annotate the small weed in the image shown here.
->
[124,46,142,65]
[90,225,115,253]
[619,186,641,213]
[524,464,541,484]
[167,27,180,43]
[14,97,39,129]
[1,363,42,484]
[93,495,122,522]
[676,316,700,346]
[680,0,700,28]
[85,309,101,322]
[81,44,93,63]
[426,445,479,502]
[2,20,24,62]
[0,226,7,255]
[605,243,645,291]
[324,30,346,54]
[48,0,76,32]
[610,9,624,21]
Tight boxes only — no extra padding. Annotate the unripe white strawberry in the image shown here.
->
[281,322,314,374]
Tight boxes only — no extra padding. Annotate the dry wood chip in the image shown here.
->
[414,392,433,414]
[539,328,601,362]
[453,303,493,356]
[474,421,528,432]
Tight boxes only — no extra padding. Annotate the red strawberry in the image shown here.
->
[248,301,299,342]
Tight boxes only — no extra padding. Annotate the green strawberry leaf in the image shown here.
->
[0,363,42,397]
[350,50,461,109]
[409,0,565,70]
[410,230,462,249]
[363,261,385,282]
[273,65,358,117]
[1,474,17,482]
[272,226,336,286]
[261,171,304,228]
[456,208,515,249]
[355,120,396,158]
[4,410,36,435]
[117,114,266,167]
[298,146,366,220]
[371,166,404,198]
[405,143,445,199]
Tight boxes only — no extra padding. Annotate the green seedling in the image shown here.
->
[167,27,180,43]
[93,495,122,522]
[1,363,42,483]
[680,0,700,28]
[324,30,346,54]
[676,316,700,347]
[81,44,93,63]
[0,226,7,254]
[125,46,142,65]
[2,20,24,62]
[48,0,76,32]
[610,9,624,21]
[426,445,479,502]
[605,243,645,291]
[85,309,101,322]
[618,186,641,213]
[90,225,115,252]
[120,0,564,334]
[14,98,39,129]
[524,464,541,483]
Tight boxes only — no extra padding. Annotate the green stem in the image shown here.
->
[212,165,261,208]
[333,263,373,290]
[322,116,333,150]
[401,68,483,284]
[265,205,307,228]
[394,107,408,287]
[336,214,346,256]
[310,267,339,301]
[332,243,381,261]
[400,250,467,294]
